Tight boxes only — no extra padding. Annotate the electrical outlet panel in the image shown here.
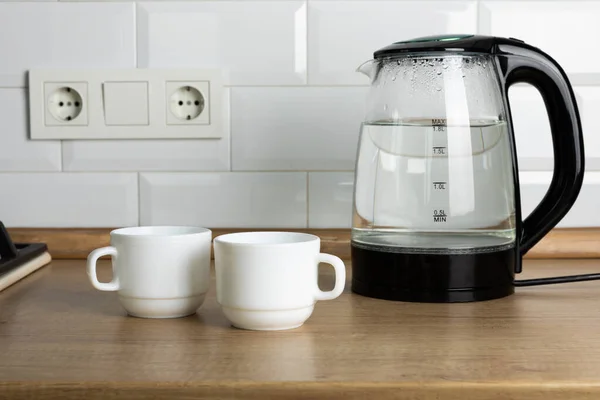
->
[28,69,224,140]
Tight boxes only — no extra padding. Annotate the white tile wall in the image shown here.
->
[507,85,600,171]
[308,172,354,228]
[62,89,231,171]
[0,0,598,229]
[0,89,61,171]
[480,1,600,79]
[520,172,600,227]
[137,1,307,86]
[0,2,135,87]
[508,85,553,170]
[62,138,229,172]
[575,87,600,170]
[139,172,307,227]
[231,87,367,171]
[0,173,138,227]
[308,1,477,85]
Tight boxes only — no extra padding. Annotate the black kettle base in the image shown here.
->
[351,279,514,303]
[351,242,516,303]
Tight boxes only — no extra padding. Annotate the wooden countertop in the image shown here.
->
[3,259,600,399]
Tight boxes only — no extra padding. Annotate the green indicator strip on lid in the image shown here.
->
[395,34,473,44]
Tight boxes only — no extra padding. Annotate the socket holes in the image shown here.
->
[169,86,204,121]
[48,86,83,122]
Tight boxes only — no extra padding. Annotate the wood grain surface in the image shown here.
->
[6,227,600,260]
[2,259,600,399]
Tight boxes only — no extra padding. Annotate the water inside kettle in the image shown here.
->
[352,117,516,255]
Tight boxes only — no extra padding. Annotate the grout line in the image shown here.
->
[222,84,370,88]
[0,170,358,174]
[305,0,310,86]
[229,143,233,171]
[0,170,359,174]
[133,2,138,68]
[229,89,234,172]
[59,141,64,172]
[5,82,600,89]
[5,170,600,176]
[475,0,480,34]
[306,172,310,228]
[136,172,141,226]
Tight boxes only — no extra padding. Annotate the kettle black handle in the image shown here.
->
[496,41,585,254]
[495,40,598,286]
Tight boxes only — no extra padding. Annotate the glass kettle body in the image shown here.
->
[351,35,586,302]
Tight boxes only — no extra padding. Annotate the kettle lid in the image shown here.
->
[373,34,532,58]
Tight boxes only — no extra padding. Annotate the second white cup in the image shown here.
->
[213,231,346,331]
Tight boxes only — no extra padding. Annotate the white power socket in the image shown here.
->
[166,81,209,125]
[45,83,87,125]
[28,69,224,140]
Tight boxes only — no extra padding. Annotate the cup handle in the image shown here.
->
[86,246,119,291]
[314,253,346,301]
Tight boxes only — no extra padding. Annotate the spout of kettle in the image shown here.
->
[356,59,375,79]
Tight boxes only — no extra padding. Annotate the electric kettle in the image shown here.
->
[351,34,598,303]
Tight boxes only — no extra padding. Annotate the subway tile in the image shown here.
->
[508,85,600,171]
[574,87,600,170]
[62,89,231,171]
[308,1,476,85]
[0,173,138,227]
[0,3,135,87]
[480,1,600,77]
[63,139,229,172]
[0,89,61,171]
[508,85,553,170]
[520,171,600,227]
[231,87,367,171]
[137,1,307,86]
[140,172,307,228]
[308,172,354,228]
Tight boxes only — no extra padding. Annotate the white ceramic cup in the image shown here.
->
[86,226,212,318]
[213,231,346,331]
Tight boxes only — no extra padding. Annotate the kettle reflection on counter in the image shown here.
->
[349,34,599,303]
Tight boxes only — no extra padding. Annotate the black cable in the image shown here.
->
[515,273,600,287]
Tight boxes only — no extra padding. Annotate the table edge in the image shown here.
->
[2,380,600,400]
